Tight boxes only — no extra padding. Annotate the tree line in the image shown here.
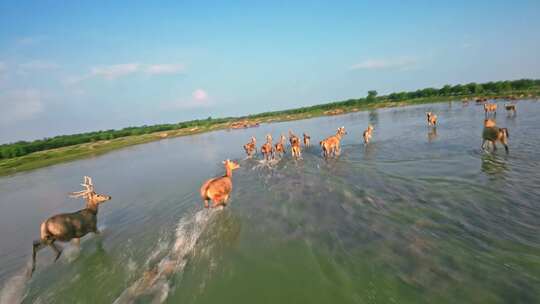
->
[1,78,539,160]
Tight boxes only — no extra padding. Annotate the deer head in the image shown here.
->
[70,176,111,205]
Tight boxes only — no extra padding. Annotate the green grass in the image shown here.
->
[1,92,538,176]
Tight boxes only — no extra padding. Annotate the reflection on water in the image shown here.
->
[427,126,437,142]
[1,100,540,303]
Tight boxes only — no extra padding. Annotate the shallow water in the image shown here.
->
[1,100,539,303]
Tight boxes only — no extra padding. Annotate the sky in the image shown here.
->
[1,0,539,143]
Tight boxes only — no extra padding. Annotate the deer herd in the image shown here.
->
[29,100,517,277]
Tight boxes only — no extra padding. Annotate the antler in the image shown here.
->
[70,176,94,198]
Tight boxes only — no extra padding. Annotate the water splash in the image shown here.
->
[113,209,216,304]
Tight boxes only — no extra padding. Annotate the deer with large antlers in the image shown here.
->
[243,136,257,157]
[320,127,347,158]
[200,159,240,208]
[31,176,111,276]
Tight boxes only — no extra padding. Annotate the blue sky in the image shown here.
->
[1,0,539,143]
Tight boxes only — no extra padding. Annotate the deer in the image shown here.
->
[31,176,111,276]
[289,130,302,159]
[484,103,497,116]
[320,126,347,158]
[505,104,516,114]
[303,133,311,147]
[261,134,275,161]
[274,134,287,158]
[426,112,437,126]
[243,136,257,157]
[200,159,240,208]
[363,124,374,144]
[482,119,509,152]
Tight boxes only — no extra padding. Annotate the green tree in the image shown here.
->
[367,90,378,101]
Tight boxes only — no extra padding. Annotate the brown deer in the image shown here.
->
[31,176,111,276]
[303,133,311,147]
[484,103,497,116]
[363,124,374,144]
[426,112,437,126]
[261,134,275,161]
[243,136,257,157]
[274,134,287,158]
[505,104,516,114]
[200,159,240,208]
[482,119,509,152]
[289,131,302,159]
[320,127,347,158]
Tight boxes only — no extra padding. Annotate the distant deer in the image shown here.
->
[31,176,111,276]
[261,134,275,161]
[505,104,516,114]
[274,134,287,158]
[426,112,437,126]
[200,159,240,208]
[243,136,257,157]
[289,131,302,159]
[484,103,497,116]
[482,119,509,152]
[303,133,311,147]
[320,126,347,158]
[363,124,374,144]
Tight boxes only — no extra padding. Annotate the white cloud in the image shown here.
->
[350,57,417,70]
[162,89,211,110]
[19,60,59,70]
[0,89,43,124]
[192,89,208,101]
[90,63,140,80]
[145,64,185,75]
[66,62,185,84]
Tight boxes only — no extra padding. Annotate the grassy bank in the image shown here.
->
[1,91,538,176]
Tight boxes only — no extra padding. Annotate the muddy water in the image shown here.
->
[1,100,539,303]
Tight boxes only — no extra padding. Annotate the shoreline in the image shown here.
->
[1,94,537,177]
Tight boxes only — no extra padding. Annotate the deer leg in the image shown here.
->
[50,241,63,262]
[492,141,497,151]
[31,239,46,275]
[204,199,210,208]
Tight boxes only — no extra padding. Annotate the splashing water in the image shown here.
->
[113,209,217,304]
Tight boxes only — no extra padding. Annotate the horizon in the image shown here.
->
[1,1,540,143]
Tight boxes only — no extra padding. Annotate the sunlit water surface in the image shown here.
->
[1,100,539,303]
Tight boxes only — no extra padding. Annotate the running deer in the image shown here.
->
[426,112,437,126]
[484,103,497,116]
[289,131,302,159]
[274,134,287,158]
[243,136,257,157]
[303,133,311,147]
[200,159,240,208]
[261,134,275,161]
[31,176,111,276]
[363,124,374,144]
[482,119,509,152]
[320,126,347,158]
